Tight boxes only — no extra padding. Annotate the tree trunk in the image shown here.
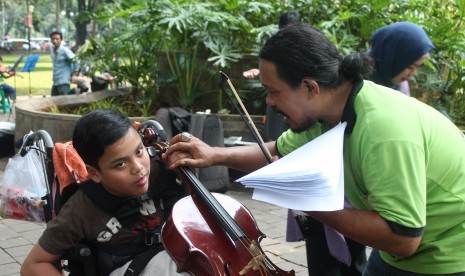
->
[56,0,60,30]
[76,19,87,47]
[75,0,91,47]
[91,0,99,36]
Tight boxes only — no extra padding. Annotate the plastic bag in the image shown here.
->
[0,147,47,224]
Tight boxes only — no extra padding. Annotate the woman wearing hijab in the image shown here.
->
[369,22,435,96]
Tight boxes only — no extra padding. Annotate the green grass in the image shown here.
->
[2,53,53,97]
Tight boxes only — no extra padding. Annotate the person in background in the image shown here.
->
[50,31,75,96]
[243,11,300,142]
[164,23,465,276]
[91,72,116,92]
[243,12,367,276]
[243,11,300,79]
[0,56,16,102]
[70,71,92,94]
[368,22,435,96]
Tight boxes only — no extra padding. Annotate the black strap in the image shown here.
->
[80,180,148,227]
[341,79,363,134]
[123,249,161,276]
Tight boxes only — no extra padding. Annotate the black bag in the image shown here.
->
[0,122,15,157]
[155,107,191,139]
[155,109,229,193]
[169,107,191,136]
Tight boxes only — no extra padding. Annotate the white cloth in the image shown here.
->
[110,250,189,276]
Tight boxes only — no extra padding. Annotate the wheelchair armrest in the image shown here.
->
[62,244,97,276]
[63,243,92,260]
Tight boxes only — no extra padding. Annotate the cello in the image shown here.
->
[139,125,295,276]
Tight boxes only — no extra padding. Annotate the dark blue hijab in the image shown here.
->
[368,22,435,89]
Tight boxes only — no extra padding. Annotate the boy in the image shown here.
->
[21,109,187,276]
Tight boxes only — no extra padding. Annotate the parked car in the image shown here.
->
[31,37,51,51]
[31,37,50,45]
[0,39,41,52]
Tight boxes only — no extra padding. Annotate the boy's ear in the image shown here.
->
[86,165,102,183]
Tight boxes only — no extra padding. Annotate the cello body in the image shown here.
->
[162,193,293,275]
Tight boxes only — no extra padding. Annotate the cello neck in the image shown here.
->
[179,166,247,241]
[138,127,247,241]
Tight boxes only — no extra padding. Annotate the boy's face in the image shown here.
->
[87,128,151,197]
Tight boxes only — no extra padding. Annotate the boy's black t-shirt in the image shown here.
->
[39,160,185,274]
[39,185,166,255]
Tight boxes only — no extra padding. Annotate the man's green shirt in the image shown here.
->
[277,80,465,274]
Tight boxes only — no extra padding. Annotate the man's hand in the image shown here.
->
[162,133,217,169]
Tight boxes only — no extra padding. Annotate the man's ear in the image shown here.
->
[86,165,102,183]
[301,78,319,96]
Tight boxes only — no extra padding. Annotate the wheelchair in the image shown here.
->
[18,120,169,276]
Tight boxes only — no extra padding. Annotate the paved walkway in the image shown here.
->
[0,101,309,275]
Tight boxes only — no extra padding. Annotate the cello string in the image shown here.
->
[179,161,272,274]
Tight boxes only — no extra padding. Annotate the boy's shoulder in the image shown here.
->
[58,186,101,220]
[38,187,119,256]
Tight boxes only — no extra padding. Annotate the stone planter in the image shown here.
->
[14,89,135,143]
[14,89,264,144]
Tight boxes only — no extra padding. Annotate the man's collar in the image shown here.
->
[341,79,363,134]
[52,42,62,51]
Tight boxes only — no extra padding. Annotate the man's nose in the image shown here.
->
[265,94,273,106]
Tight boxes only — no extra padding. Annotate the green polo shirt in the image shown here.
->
[277,80,465,274]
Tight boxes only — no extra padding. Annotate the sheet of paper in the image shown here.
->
[236,122,346,211]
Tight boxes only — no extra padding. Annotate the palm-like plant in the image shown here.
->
[150,0,252,108]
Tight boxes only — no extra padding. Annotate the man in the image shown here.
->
[50,31,75,96]
[244,12,367,276]
[163,23,465,275]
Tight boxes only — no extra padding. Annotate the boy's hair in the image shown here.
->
[72,108,134,170]
[49,31,63,40]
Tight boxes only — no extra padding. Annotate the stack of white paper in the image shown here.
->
[236,122,347,211]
